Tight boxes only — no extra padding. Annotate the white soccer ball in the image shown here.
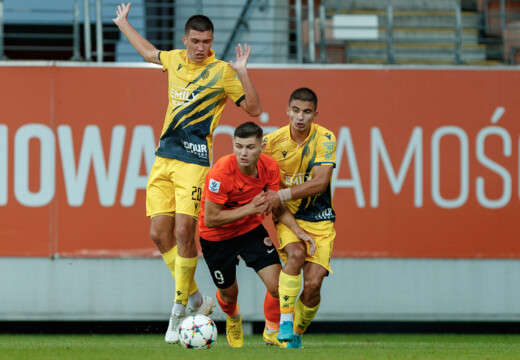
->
[178,314,218,349]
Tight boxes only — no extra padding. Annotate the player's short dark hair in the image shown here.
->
[289,87,318,110]
[185,15,214,35]
[234,121,263,140]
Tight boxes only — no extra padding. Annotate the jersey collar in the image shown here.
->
[289,123,316,146]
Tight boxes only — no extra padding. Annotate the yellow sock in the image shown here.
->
[161,246,178,280]
[162,246,199,297]
[294,298,320,335]
[174,255,198,305]
[278,272,302,315]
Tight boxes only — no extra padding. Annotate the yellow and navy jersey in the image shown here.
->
[157,49,245,166]
[263,123,336,222]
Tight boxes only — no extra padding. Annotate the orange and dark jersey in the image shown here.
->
[198,153,280,241]
[157,49,245,166]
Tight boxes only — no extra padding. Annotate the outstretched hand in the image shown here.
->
[113,2,131,25]
[229,44,251,73]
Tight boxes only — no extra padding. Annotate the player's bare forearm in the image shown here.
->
[285,165,333,200]
[237,71,262,116]
[113,3,161,65]
[204,194,265,228]
[205,206,252,228]
[275,204,316,255]
[274,204,299,234]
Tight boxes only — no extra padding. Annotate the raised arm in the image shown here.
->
[204,192,265,228]
[229,44,262,117]
[113,2,161,65]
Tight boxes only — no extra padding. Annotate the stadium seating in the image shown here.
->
[314,0,519,65]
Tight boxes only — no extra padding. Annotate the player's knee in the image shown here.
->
[267,287,279,299]
[175,223,195,245]
[219,289,238,305]
[304,277,323,295]
[149,227,168,246]
[286,242,307,265]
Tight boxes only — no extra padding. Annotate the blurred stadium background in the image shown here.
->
[1,0,520,334]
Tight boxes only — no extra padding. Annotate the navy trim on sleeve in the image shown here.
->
[235,94,245,107]
[315,162,336,168]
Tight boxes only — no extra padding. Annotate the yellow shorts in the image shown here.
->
[276,220,335,274]
[146,157,209,218]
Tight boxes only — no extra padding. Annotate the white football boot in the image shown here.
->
[165,311,184,344]
[188,295,215,317]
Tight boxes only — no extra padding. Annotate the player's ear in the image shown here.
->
[261,142,266,153]
[182,35,187,46]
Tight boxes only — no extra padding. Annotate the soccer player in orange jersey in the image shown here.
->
[198,122,314,348]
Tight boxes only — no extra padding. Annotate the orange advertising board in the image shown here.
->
[1,65,519,258]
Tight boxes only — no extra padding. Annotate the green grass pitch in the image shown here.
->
[1,334,520,360]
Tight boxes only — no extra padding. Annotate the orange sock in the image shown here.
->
[216,290,239,318]
[264,290,280,331]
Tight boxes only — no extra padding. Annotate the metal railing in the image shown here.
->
[484,0,520,34]
[0,0,519,65]
[100,0,305,64]
[0,0,81,60]
[317,0,520,65]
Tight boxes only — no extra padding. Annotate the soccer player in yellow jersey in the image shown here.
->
[113,3,261,344]
[262,88,336,349]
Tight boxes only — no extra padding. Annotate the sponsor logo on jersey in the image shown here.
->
[323,141,335,150]
[325,151,333,160]
[314,208,334,221]
[182,141,208,158]
[282,150,288,158]
[209,179,221,193]
[169,86,201,106]
[284,172,312,186]
[325,133,331,140]
[323,141,335,160]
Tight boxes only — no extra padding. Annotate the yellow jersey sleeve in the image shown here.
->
[159,50,174,72]
[223,64,246,106]
[315,131,337,167]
